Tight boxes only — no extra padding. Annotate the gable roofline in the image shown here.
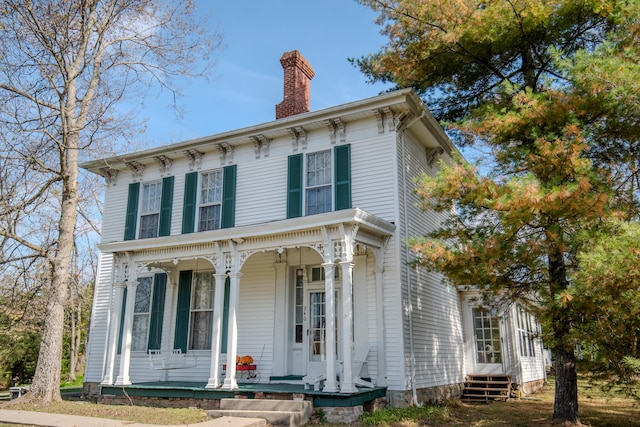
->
[81,88,456,175]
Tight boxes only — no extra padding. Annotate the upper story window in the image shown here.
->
[124,177,174,241]
[287,144,351,219]
[139,182,162,239]
[182,165,237,234]
[199,170,223,232]
[306,150,332,215]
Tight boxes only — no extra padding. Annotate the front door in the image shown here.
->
[470,307,504,374]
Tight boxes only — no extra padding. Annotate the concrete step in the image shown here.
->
[209,399,313,426]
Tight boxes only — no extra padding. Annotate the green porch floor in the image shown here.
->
[100,381,386,407]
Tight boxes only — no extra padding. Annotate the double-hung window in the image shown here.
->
[131,277,153,352]
[199,170,223,232]
[139,182,162,239]
[182,165,236,234]
[189,272,215,350]
[124,177,174,241]
[306,150,332,215]
[287,144,351,219]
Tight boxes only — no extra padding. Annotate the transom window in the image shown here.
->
[306,150,332,215]
[139,182,162,239]
[189,272,215,350]
[199,170,223,232]
[131,277,153,351]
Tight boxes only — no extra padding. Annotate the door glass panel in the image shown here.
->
[473,308,502,364]
[308,291,340,362]
[309,292,326,362]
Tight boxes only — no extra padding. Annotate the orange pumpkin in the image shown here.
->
[238,355,254,365]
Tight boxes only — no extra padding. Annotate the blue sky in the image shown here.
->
[137,0,393,147]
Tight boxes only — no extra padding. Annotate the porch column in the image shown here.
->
[102,281,126,385]
[272,260,287,376]
[339,261,357,393]
[115,280,139,386]
[322,262,339,392]
[206,273,228,389]
[221,271,242,390]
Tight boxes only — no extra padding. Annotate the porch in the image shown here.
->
[99,380,387,408]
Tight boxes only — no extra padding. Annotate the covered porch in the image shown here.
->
[98,208,395,396]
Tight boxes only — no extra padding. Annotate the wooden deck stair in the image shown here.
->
[461,374,511,402]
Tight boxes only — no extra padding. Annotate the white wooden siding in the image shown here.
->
[235,156,287,226]
[351,133,398,221]
[396,130,466,390]
[100,179,129,244]
[84,252,114,382]
[236,251,276,376]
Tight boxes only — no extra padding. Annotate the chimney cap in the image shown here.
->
[279,50,315,80]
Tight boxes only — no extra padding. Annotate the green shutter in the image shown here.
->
[158,177,174,237]
[221,277,231,353]
[117,287,127,354]
[174,270,192,352]
[182,172,198,234]
[124,183,140,241]
[221,165,237,229]
[147,273,167,351]
[334,144,352,210]
[287,154,303,218]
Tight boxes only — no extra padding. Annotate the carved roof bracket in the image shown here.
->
[325,118,346,144]
[99,167,119,186]
[426,147,445,167]
[124,161,145,182]
[288,126,307,151]
[216,142,234,165]
[250,134,271,159]
[183,149,204,171]
[153,155,173,176]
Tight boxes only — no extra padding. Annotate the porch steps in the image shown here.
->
[207,398,313,426]
[461,374,511,402]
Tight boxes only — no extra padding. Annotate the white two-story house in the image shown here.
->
[81,51,547,418]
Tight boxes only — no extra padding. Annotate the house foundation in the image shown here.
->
[387,383,464,408]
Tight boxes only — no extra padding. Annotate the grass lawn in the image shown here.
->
[353,377,639,427]
[0,376,638,426]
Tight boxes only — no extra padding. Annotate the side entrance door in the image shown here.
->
[463,297,506,375]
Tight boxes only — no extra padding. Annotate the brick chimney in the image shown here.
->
[276,50,315,119]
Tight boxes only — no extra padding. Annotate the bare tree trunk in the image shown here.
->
[0,0,219,404]
[30,140,79,403]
